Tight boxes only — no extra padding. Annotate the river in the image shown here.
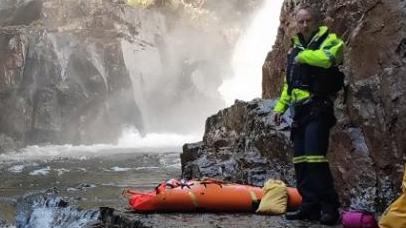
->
[0,144,183,227]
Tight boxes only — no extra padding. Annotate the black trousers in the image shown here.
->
[291,117,340,215]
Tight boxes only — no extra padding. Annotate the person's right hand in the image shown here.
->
[273,112,283,126]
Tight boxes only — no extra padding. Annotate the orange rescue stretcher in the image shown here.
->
[123,178,302,212]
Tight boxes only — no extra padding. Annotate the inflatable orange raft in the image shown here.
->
[124,179,302,212]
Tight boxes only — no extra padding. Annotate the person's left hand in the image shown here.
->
[272,112,284,126]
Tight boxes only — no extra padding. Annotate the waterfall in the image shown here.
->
[219,0,284,106]
[118,0,284,147]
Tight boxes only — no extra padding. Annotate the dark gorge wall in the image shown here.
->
[182,0,406,212]
[0,0,146,150]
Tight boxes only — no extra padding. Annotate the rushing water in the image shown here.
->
[0,131,195,226]
[218,0,284,105]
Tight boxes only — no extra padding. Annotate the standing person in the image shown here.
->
[272,5,344,226]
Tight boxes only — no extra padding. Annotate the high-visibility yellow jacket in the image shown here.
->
[273,26,344,114]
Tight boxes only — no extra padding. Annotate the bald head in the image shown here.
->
[295,7,320,41]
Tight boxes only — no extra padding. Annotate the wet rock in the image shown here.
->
[0,221,14,228]
[182,99,295,187]
[0,0,43,26]
[0,0,146,148]
[0,133,21,152]
[99,207,341,228]
[16,190,100,228]
[0,217,6,226]
[66,183,97,192]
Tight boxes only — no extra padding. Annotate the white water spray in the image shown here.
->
[116,128,200,149]
[219,0,284,106]
[0,129,199,162]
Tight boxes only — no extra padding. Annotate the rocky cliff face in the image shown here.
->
[182,99,295,186]
[182,0,406,212]
[0,0,147,149]
[0,0,262,151]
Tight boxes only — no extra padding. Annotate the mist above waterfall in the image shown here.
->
[123,20,228,135]
[219,0,284,105]
[123,0,282,138]
[123,9,219,136]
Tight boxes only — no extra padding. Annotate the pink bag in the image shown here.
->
[341,210,378,228]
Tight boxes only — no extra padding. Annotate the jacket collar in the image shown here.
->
[292,26,329,48]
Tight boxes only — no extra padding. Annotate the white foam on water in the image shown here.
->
[117,128,200,149]
[134,166,160,170]
[8,164,25,173]
[27,207,54,228]
[55,168,70,176]
[0,128,199,162]
[0,144,112,162]
[164,163,181,169]
[109,167,132,172]
[29,167,51,176]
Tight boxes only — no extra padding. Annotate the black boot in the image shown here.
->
[285,209,320,221]
[320,210,340,225]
